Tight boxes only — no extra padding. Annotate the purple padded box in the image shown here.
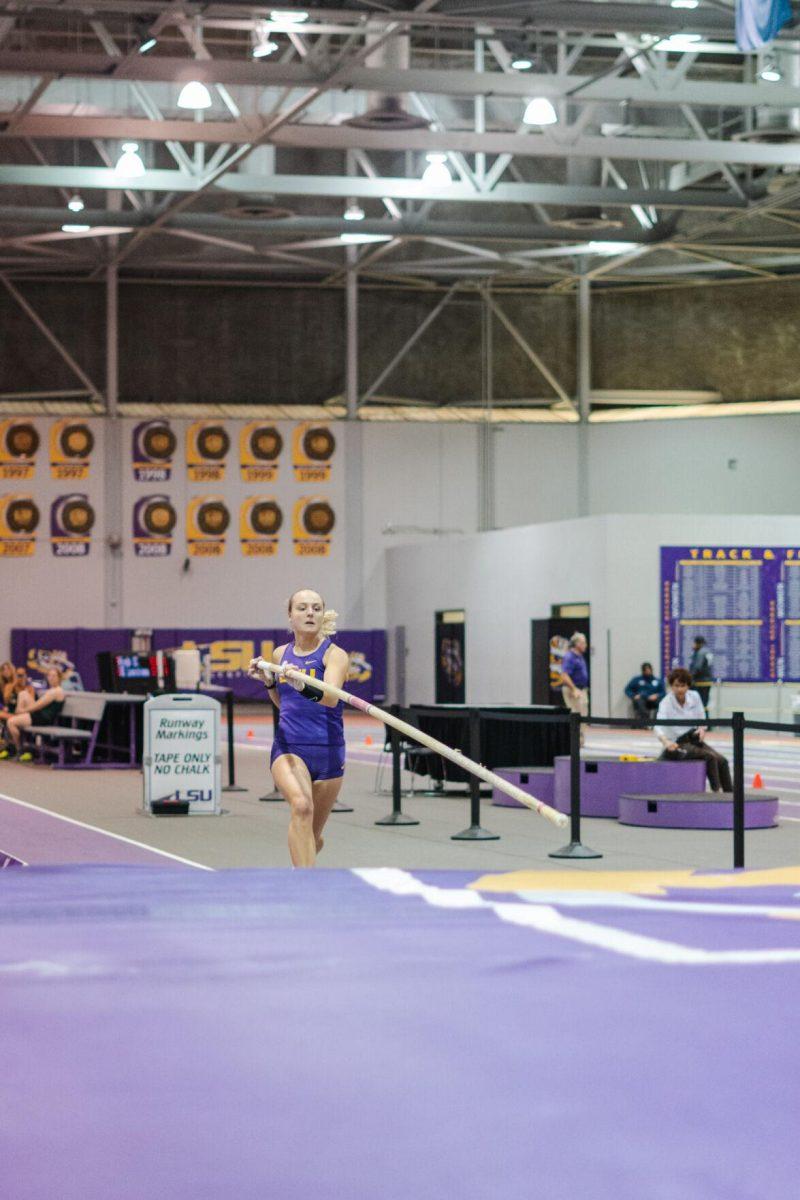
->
[492,766,555,809]
[553,756,707,818]
[618,791,779,830]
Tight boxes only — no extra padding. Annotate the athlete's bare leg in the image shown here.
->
[271,754,316,867]
[5,710,31,749]
[311,776,344,856]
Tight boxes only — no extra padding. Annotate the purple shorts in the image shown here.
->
[270,737,346,783]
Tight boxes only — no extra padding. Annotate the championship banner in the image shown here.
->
[132,420,176,482]
[292,422,335,483]
[292,496,335,557]
[133,495,177,557]
[50,493,95,557]
[0,493,39,557]
[240,496,282,557]
[0,419,39,480]
[240,423,283,483]
[187,421,229,482]
[50,419,94,480]
[187,495,229,557]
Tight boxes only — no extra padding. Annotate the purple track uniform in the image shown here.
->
[270,638,346,782]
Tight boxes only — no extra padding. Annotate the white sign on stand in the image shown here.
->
[143,693,222,815]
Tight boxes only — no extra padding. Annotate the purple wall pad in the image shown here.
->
[554,756,707,818]
[0,796,193,867]
[492,766,555,808]
[2,866,800,1200]
[618,791,779,830]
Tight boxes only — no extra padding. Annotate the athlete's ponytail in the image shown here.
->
[321,609,338,637]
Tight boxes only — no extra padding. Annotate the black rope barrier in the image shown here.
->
[451,709,499,842]
[375,709,420,828]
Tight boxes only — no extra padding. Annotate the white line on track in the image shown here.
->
[0,790,214,871]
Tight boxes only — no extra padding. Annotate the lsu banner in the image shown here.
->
[50,493,95,557]
[292,422,335,482]
[293,496,335,557]
[240,423,283,483]
[0,419,39,480]
[187,421,229,482]
[0,493,39,557]
[133,495,177,557]
[187,495,229,557]
[50,419,94,480]
[240,496,282,557]
[132,420,176,482]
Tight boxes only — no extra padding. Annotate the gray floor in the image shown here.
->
[0,743,797,872]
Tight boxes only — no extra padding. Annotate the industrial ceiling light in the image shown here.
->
[670,0,699,8]
[760,54,782,82]
[252,21,279,57]
[270,10,309,22]
[522,96,558,125]
[340,232,392,244]
[115,142,146,178]
[135,17,157,53]
[586,241,640,255]
[421,153,453,185]
[66,194,84,213]
[61,223,91,233]
[655,33,702,50]
[343,201,365,221]
[177,80,212,110]
[511,54,533,70]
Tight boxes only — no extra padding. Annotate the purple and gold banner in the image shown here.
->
[187,421,229,482]
[11,627,388,702]
[133,495,176,557]
[660,545,800,683]
[50,493,94,556]
[132,420,176,482]
[0,420,39,480]
[0,492,39,556]
[50,419,94,480]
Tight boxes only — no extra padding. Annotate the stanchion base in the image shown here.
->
[451,825,500,841]
[375,812,420,826]
[331,801,354,813]
[548,841,603,859]
[222,785,248,794]
[259,792,283,802]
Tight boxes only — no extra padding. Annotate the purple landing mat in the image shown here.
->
[0,796,193,867]
[554,755,707,817]
[492,765,555,808]
[619,791,780,830]
[2,866,800,1200]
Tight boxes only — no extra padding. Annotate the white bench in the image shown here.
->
[24,694,106,767]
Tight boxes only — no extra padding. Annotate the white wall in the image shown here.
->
[386,512,800,716]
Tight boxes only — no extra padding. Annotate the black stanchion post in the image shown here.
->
[376,713,419,826]
[549,711,602,860]
[222,687,247,793]
[259,700,283,802]
[732,710,745,870]
[452,708,499,841]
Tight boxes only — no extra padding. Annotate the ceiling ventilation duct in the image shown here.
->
[550,156,623,230]
[344,36,429,131]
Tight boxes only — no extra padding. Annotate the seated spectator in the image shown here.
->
[2,667,34,715]
[0,667,65,762]
[625,662,665,720]
[654,667,732,793]
[0,662,14,700]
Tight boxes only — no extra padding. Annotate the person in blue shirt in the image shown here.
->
[248,588,349,868]
[624,662,666,721]
[559,632,589,744]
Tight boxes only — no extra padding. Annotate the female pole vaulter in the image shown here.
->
[249,588,349,867]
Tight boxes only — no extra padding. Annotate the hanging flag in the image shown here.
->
[736,0,792,51]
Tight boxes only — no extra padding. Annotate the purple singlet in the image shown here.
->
[269,638,345,782]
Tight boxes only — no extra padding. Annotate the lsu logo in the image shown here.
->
[133,494,177,557]
[187,421,230,482]
[132,420,176,482]
[240,496,282,557]
[293,496,335,557]
[0,492,39,557]
[347,652,372,685]
[0,420,39,480]
[50,419,94,480]
[240,423,283,483]
[51,493,95,557]
[292,422,335,483]
[187,495,230,557]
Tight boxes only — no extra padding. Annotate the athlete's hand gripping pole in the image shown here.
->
[258,659,568,830]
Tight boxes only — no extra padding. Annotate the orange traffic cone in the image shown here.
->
[364,735,373,746]
[246,729,254,739]
[752,773,763,789]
